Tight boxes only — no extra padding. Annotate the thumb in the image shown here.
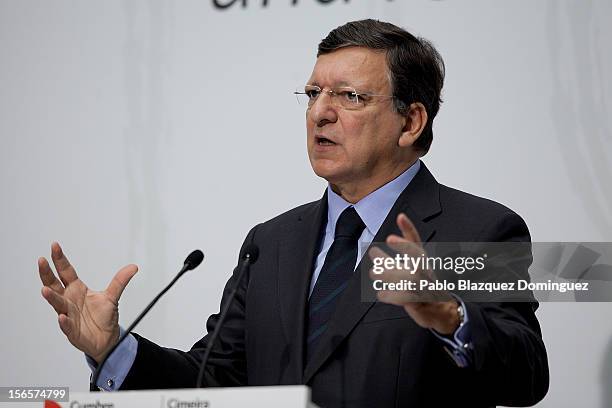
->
[396,213,422,243]
[105,264,138,304]
[58,313,74,338]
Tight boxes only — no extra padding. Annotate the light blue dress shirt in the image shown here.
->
[86,327,137,390]
[88,159,471,390]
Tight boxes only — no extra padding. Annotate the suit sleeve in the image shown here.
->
[461,212,550,406]
[115,225,259,390]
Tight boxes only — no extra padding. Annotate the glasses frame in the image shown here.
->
[293,84,396,110]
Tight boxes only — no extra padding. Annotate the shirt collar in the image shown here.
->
[326,159,421,237]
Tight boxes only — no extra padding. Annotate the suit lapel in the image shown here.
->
[277,193,328,381]
[303,162,442,383]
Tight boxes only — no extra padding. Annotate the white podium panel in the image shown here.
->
[46,386,318,407]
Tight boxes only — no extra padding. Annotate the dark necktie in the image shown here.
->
[306,206,366,362]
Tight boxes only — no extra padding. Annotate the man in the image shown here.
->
[39,19,549,407]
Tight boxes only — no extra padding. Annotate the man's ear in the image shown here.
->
[398,102,428,148]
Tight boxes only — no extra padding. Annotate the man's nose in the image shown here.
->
[308,92,338,126]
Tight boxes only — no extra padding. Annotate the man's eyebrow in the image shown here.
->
[335,80,357,88]
[306,80,370,90]
[336,81,374,91]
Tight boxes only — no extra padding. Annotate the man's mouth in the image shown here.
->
[316,136,336,146]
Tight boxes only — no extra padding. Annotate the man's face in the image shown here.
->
[305,46,408,194]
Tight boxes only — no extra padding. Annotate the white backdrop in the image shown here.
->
[1,1,611,407]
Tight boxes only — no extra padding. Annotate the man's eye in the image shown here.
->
[341,90,361,103]
[305,89,320,99]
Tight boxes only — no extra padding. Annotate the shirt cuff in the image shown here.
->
[429,295,473,368]
[85,327,138,391]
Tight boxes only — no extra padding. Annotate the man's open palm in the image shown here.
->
[38,242,138,363]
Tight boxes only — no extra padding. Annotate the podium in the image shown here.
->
[46,386,319,407]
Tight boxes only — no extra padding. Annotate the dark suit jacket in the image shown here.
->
[113,163,549,407]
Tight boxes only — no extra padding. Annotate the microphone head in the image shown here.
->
[184,249,204,271]
[242,244,259,264]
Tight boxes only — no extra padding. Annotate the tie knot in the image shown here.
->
[334,207,365,240]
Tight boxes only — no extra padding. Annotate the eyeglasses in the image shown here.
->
[293,85,396,110]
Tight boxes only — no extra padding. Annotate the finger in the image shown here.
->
[41,286,69,315]
[368,244,422,278]
[368,245,390,260]
[58,313,75,338]
[396,213,422,243]
[369,245,391,280]
[51,242,79,286]
[385,236,424,256]
[386,234,408,243]
[105,264,138,304]
[38,257,65,294]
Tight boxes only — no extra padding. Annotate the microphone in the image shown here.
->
[92,249,204,388]
[184,250,205,273]
[196,244,259,388]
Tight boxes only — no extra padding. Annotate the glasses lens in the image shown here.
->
[294,86,366,110]
[336,88,362,110]
[304,86,321,106]
[294,92,310,106]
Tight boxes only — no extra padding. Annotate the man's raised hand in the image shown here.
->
[369,213,460,335]
[38,242,138,363]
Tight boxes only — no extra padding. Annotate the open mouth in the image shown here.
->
[316,136,336,146]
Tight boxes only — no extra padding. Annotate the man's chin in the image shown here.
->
[312,168,351,188]
[310,162,342,181]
